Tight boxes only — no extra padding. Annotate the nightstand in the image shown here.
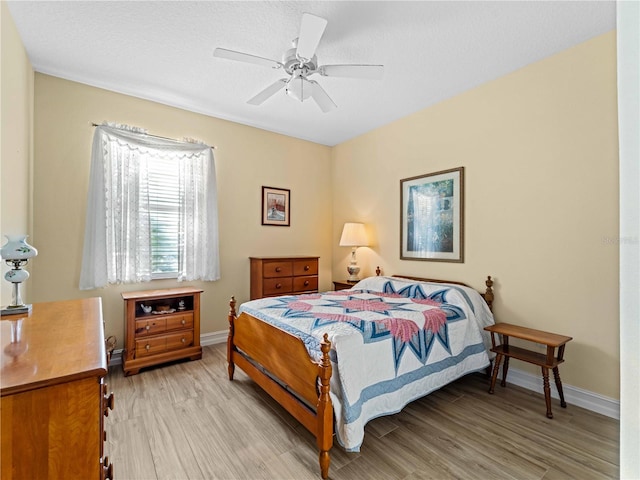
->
[333,280,358,291]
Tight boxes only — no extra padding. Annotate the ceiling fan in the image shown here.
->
[213,13,384,113]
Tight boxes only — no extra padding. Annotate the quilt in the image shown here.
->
[238,275,495,451]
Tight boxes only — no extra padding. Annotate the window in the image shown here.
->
[147,158,181,277]
[79,124,220,290]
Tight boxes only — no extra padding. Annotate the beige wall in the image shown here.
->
[0,3,34,306]
[332,32,619,399]
[24,30,619,400]
[31,74,332,345]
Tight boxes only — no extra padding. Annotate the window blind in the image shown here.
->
[146,158,181,276]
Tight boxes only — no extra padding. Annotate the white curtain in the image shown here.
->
[79,125,220,289]
[618,2,640,478]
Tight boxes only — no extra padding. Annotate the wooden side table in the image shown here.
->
[484,323,572,419]
[333,280,358,291]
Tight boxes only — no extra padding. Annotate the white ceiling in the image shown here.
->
[7,1,615,146]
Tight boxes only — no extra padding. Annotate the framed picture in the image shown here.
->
[400,167,464,262]
[262,186,290,226]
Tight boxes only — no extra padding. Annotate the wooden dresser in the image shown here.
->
[122,287,203,376]
[1,297,113,480]
[250,256,319,300]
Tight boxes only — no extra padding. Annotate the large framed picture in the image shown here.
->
[400,167,464,262]
[262,186,290,226]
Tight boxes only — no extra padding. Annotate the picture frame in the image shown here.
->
[400,167,464,262]
[262,186,290,226]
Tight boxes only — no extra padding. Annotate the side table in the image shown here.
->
[484,322,572,418]
[333,280,358,291]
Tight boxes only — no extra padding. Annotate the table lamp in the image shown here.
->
[339,223,368,282]
[1,235,38,315]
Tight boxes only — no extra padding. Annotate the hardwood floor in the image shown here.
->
[105,344,619,479]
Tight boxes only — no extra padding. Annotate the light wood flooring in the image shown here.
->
[105,344,619,479]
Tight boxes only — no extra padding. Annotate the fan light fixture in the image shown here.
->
[286,72,312,102]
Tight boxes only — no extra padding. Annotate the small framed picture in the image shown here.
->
[400,167,464,262]
[262,186,290,226]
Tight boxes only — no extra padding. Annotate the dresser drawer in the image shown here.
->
[135,317,167,336]
[293,259,318,276]
[293,276,318,292]
[263,261,293,278]
[263,277,293,296]
[166,313,193,331]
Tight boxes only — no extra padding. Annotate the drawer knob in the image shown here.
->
[181,319,186,325]
[145,325,150,331]
[275,267,282,272]
[304,265,310,271]
[103,387,114,416]
[103,457,113,480]
[145,344,150,351]
[276,283,282,289]
[304,280,309,286]
[181,337,186,343]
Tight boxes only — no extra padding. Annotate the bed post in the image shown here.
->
[227,296,237,381]
[317,333,333,479]
[484,276,494,312]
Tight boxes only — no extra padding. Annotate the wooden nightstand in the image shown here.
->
[484,323,572,418]
[333,280,358,291]
[122,287,203,376]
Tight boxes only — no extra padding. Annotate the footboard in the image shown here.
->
[227,297,333,479]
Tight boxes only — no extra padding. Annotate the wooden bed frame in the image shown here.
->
[227,273,494,479]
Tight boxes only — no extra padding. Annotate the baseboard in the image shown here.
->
[108,332,620,420]
[503,366,620,420]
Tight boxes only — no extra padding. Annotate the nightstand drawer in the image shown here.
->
[166,313,193,331]
[134,317,167,336]
[166,331,194,351]
[135,336,167,357]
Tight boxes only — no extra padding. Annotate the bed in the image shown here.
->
[226,273,495,478]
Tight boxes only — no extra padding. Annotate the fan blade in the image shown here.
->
[309,80,337,113]
[319,64,384,80]
[213,48,282,69]
[296,13,328,61]
[247,79,288,105]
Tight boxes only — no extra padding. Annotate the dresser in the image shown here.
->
[122,287,203,376]
[250,256,319,300]
[1,297,113,480]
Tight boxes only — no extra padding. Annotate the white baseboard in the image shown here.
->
[108,332,620,420]
[200,330,228,346]
[503,366,620,420]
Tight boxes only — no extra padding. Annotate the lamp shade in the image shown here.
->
[339,223,368,247]
[1,235,38,260]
